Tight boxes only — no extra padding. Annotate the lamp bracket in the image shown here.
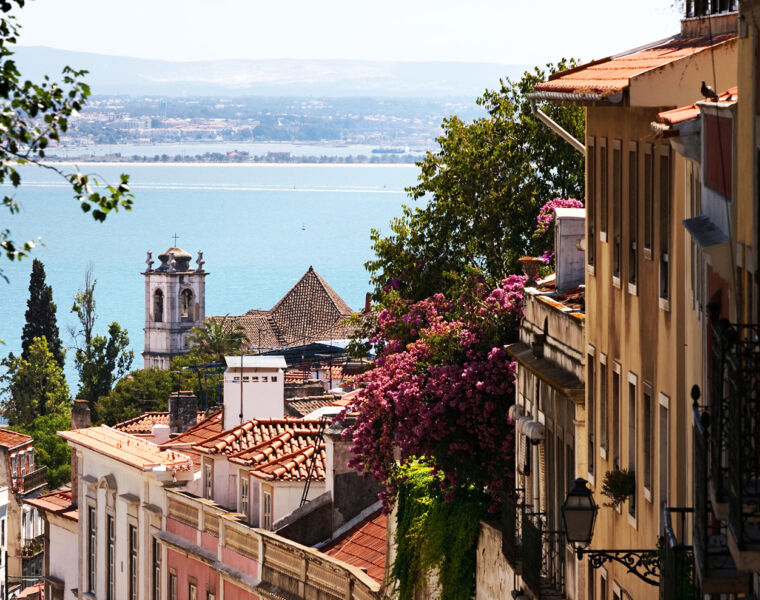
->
[576,548,660,586]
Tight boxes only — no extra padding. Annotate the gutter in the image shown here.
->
[526,93,585,156]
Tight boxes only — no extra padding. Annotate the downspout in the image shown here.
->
[527,94,585,157]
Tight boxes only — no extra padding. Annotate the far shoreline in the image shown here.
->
[44,161,420,168]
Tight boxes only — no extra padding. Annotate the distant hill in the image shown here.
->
[14,46,529,98]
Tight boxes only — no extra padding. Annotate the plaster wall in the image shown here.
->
[47,515,77,600]
[223,367,285,428]
[630,38,737,107]
[475,521,517,600]
[584,102,691,600]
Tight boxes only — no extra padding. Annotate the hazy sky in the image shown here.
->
[17,0,682,65]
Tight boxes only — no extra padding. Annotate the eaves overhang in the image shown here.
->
[506,342,584,403]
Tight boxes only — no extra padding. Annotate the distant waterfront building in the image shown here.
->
[142,246,207,369]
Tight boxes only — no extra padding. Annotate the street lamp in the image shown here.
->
[562,478,597,546]
[561,477,661,586]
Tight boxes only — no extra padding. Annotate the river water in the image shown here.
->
[0,162,419,386]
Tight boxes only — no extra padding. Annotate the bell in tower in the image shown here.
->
[142,244,208,369]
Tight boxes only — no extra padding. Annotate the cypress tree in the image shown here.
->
[21,259,65,369]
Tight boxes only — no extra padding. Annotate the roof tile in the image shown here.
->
[323,510,387,583]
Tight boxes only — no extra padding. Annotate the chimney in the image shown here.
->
[324,417,384,530]
[70,399,91,507]
[168,391,198,435]
[364,292,371,313]
[71,399,91,430]
[554,208,586,293]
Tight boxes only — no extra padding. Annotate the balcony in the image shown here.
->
[20,534,44,558]
[708,322,760,572]
[521,512,565,599]
[13,466,47,493]
[692,406,749,593]
[500,490,522,572]
[660,508,697,600]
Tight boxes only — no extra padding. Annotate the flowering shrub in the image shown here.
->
[338,275,526,509]
[534,197,584,237]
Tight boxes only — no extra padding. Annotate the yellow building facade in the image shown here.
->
[533,9,738,599]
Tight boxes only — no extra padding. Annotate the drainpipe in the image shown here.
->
[527,95,585,156]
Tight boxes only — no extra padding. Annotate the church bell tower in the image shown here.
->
[142,246,207,369]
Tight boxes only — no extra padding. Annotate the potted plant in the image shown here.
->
[601,468,636,507]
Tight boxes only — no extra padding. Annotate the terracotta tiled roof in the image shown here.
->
[323,509,387,583]
[25,487,78,521]
[284,368,311,383]
[285,395,340,418]
[215,267,357,350]
[160,410,224,447]
[535,33,736,96]
[229,429,326,482]
[113,411,206,435]
[0,428,33,449]
[195,418,321,455]
[59,426,194,471]
[656,86,738,126]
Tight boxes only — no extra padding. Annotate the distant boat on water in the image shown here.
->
[301,223,306,231]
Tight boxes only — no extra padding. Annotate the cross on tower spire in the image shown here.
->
[172,233,180,246]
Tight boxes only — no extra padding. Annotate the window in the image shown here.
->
[129,525,138,600]
[588,136,596,268]
[271,375,278,382]
[107,515,115,600]
[207,591,216,600]
[644,144,654,257]
[204,461,213,499]
[169,571,178,600]
[1,518,5,551]
[643,385,653,498]
[659,148,671,301]
[601,571,608,600]
[153,288,164,322]
[152,537,161,600]
[600,356,608,457]
[19,452,26,475]
[181,288,194,320]
[612,364,621,470]
[613,140,622,280]
[600,137,608,240]
[189,580,198,600]
[28,449,34,471]
[659,396,670,512]
[587,354,595,478]
[263,487,273,530]
[240,475,249,518]
[10,455,16,479]
[628,142,638,287]
[262,376,268,382]
[87,507,96,593]
[628,375,637,518]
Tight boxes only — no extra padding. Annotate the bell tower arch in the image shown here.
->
[142,246,207,369]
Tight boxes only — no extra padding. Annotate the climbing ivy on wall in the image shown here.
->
[392,461,487,600]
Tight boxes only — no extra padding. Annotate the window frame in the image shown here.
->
[643,143,654,259]
[107,514,115,600]
[87,505,97,593]
[600,137,609,242]
[587,136,596,272]
[612,139,622,284]
[129,524,138,600]
[627,141,639,293]
[599,354,608,460]
[658,145,672,307]
[627,372,638,524]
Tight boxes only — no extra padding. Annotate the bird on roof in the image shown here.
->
[701,81,719,101]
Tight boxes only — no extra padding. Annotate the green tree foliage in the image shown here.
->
[12,410,71,489]
[187,315,249,363]
[366,61,585,302]
[70,269,133,415]
[393,461,486,600]
[95,367,193,426]
[21,258,64,369]
[1,336,70,425]
[0,1,132,273]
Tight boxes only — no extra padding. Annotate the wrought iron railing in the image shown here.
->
[520,511,565,597]
[709,322,730,502]
[501,490,521,568]
[692,404,740,584]
[724,323,760,550]
[660,507,697,600]
[685,0,737,17]
[12,466,47,493]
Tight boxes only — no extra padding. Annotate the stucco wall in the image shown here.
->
[475,521,517,600]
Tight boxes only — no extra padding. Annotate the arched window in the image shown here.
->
[153,289,164,322]
[181,289,194,320]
